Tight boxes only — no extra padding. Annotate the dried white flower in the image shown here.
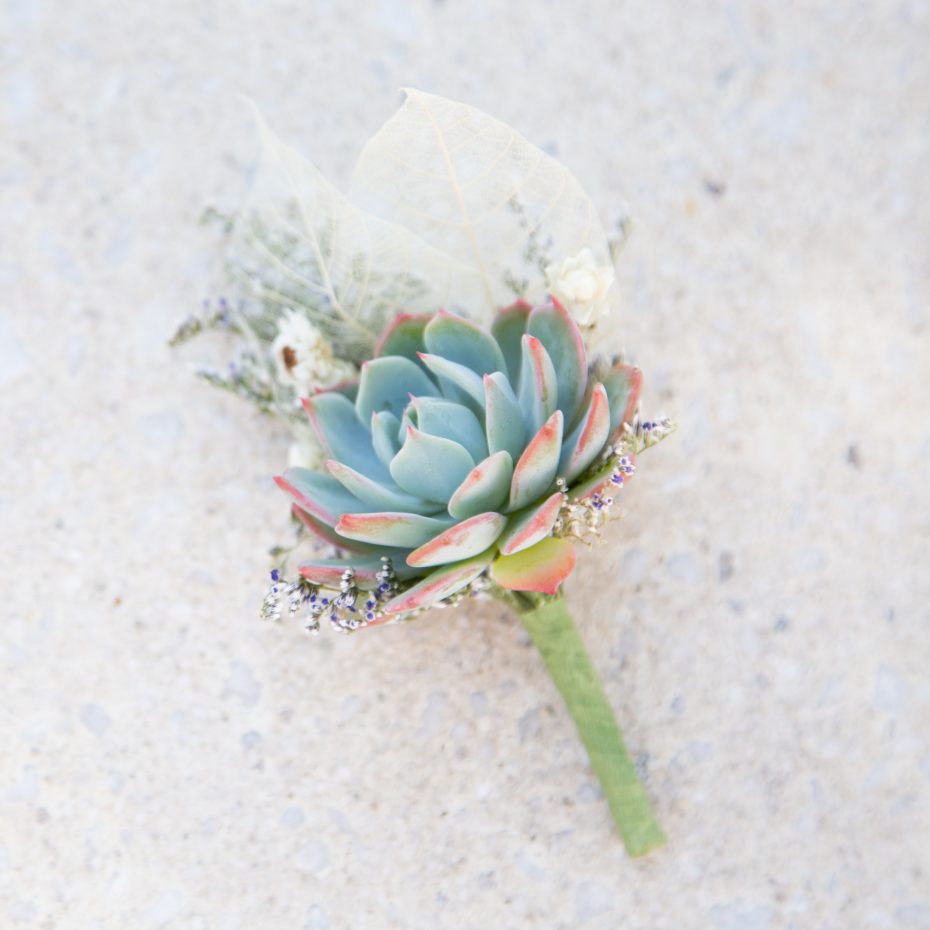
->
[271,309,355,399]
[544,248,615,326]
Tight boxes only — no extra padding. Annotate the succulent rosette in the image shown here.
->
[274,298,641,620]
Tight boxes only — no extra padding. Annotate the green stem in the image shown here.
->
[517,591,666,857]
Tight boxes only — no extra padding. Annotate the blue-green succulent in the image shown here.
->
[275,299,642,620]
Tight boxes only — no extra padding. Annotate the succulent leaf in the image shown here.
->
[424,310,507,376]
[559,382,610,482]
[317,380,359,402]
[508,410,563,511]
[374,313,431,365]
[298,559,386,590]
[406,511,507,567]
[300,556,419,589]
[517,334,558,434]
[483,372,526,463]
[447,450,513,519]
[291,504,383,554]
[489,536,577,594]
[275,467,368,526]
[380,549,495,616]
[417,352,486,410]
[370,410,402,466]
[490,300,531,384]
[356,356,438,422]
[527,299,586,423]
[603,363,642,440]
[497,491,564,556]
[408,397,488,464]
[326,460,442,515]
[389,427,476,502]
[303,392,388,480]
[336,511,455,547]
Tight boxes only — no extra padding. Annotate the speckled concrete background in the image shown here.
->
[2,1,929,927]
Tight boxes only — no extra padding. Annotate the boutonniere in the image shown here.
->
[174,90,674,857]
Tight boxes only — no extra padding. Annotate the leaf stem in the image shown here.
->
[515,591,666,857]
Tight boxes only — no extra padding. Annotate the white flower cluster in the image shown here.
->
[271,309,357,470]
[545,247,615,326]
[271,309,356,400]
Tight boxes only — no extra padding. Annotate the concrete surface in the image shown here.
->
[2,1,929,928]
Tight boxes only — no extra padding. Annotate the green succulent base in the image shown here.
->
[500,588,666,858]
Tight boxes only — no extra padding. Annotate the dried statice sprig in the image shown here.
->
[261,559,400,635]
[230,212,432,364]
[553,414,675,546]
[168,297,240,347]
[368,572,495,629]
[170,295,285,418]
[172,292,331,428]
[196,352,277,415]
[260,558,496,634]
[501,195,556,297]
[635,414,676,450]
[607,214,634,265]
[553,453,634,547]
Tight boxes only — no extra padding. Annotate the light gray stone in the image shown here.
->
[79,703,112,736]
[0,314,29,386]
[1,3,927,927]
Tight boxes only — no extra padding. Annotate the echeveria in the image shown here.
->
[274,298,641,620]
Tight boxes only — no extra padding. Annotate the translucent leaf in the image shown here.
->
[350,90,612,320]
[227,104,480,362]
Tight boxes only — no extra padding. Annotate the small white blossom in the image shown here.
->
[544,247,615,326]
[271,309,355,400]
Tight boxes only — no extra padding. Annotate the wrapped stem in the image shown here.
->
[515,591,665,857]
